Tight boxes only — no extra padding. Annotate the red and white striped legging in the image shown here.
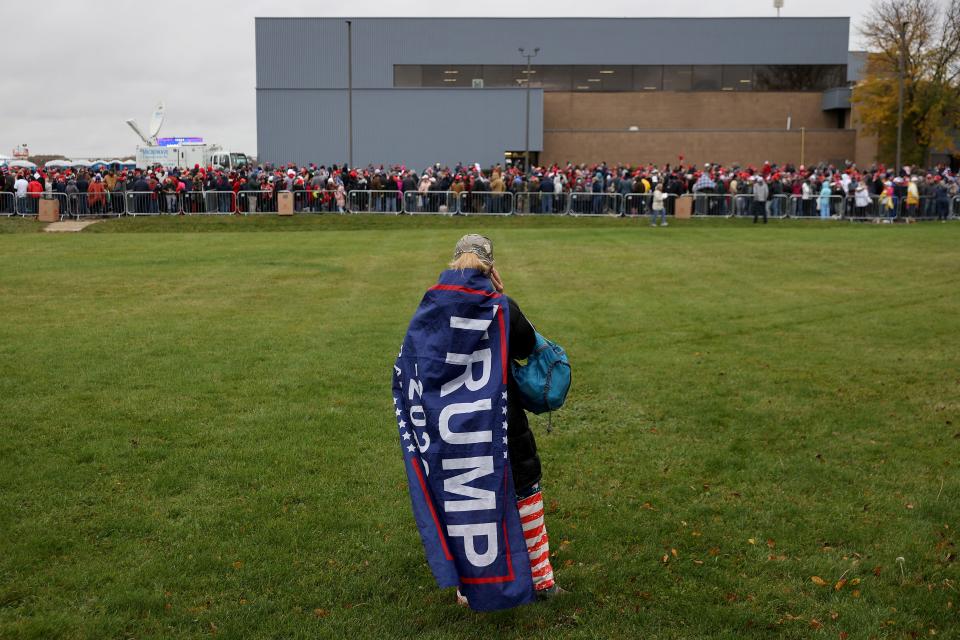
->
[517,485,555,591]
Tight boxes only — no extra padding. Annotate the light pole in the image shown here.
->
[895,19,908,174]
[519,47,539,175]
[346,20,353,169]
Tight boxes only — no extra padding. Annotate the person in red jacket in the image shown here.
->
[27,175,43,215]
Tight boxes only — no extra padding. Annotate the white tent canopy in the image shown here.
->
[44,159,72,169]
[9,160,37,170]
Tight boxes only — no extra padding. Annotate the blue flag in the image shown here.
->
[392,269,535,611]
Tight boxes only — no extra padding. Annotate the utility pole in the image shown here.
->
[896,19,908,174]
[519,47,539,175]
[346,20,354,169]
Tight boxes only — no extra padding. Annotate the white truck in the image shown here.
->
[127,102,249,171]
[134,144,249,171]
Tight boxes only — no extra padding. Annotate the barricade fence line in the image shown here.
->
[348,190,402,214]
[402,191,458,215]
[64,192,124,219]
[513,192,568,215]
[7,186,956,221]
[237,190,278,215]
[17,192,67,217]
[457,191,513,216]
[0,192,15,216]
[567,192,620,216]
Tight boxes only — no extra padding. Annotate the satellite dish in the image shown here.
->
[148,102,165,139]
[125,119,152,146]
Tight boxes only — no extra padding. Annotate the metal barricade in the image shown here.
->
[236,190,278,214]
[767,194,789,219]
[513,192,569,215]
[17,192,66,217]
[402,190,458,215]
[622,193,651,217]
[844,194,882,220]
[64,192,123,219]
[296,189,343,213]
[690,192,733,216]
[899,195,937,220]
[347,190,402,214]
[178,190,236,215]
[568,192,620,216]
[0,192,15,216]
[457,191,513,215]
[788,195,821,218]
[106,190,126,216]
[125,191,163,216]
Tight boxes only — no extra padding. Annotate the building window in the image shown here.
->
[692,65,722,91]
[662,66,692,91]
[633,66,663,91]
[721,65,753,91]
[753,65,846,91]
[394,65,422,87]
[393,64,846,92]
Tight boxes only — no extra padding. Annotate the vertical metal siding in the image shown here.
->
[256,17,851,89]
[257,88,542,169]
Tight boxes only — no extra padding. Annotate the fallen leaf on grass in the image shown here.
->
[313,608,328,618]
[671,548,678,558]
[810,618,823,630]
[209,622,218,634]
[693,559,704,565]
[873,566,882,576]
[768,554,787,561]
[849,578,860,586]
[811,576,828,587]
[661,554,669,564]
[830,611,839,620]
[839,632,849,640]
[641,502,655,511]
[708,547,721,556]
[852,590,861,598]
[767,539,776,549]
[835,578,847,591]
[748,538,756,545]
[724,592,737,602]
[232,561,243,570]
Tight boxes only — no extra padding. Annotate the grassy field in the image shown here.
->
[0,215,957,639]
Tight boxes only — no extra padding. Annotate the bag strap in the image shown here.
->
[543,358,556,434]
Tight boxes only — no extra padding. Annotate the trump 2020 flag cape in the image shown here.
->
[392,268,535,611]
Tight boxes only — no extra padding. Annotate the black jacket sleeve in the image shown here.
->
[507,296,535,361]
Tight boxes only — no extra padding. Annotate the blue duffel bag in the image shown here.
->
[511,332,571,425]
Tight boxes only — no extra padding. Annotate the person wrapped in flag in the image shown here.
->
[392,234,563,611]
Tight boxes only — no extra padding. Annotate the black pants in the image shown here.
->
[753,200,767,223]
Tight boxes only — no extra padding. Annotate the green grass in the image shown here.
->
[0,215,957,639]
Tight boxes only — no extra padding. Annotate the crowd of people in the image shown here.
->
[2,159,957,220]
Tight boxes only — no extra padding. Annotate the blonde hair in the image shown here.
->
[449,252,492,275]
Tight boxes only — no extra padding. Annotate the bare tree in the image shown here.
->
[855,0,960,166]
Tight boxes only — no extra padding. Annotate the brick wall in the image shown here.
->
[541,92,858,166]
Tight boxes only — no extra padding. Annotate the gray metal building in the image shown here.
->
[255,17,854,169]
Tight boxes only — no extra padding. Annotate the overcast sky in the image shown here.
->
[2,0,875,158]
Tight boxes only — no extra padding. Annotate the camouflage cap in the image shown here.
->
[453,234,494,266]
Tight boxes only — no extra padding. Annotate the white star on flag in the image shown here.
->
[502,421,508,430]
[501,406,507,415]
[402,431,411,440]
[398,419,407,429]
[501,391,507,400]
[503,451,508,458]
[395,408,401,417]
[407,444,416,453]
[502,436,508,444]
